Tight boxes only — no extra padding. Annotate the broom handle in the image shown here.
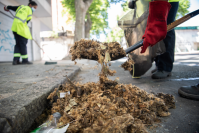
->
[32,39,45,53]
[125,9,199,54]
[32,39,53,61]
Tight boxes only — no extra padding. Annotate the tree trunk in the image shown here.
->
[85,12,92,39]
[74,0,93,42]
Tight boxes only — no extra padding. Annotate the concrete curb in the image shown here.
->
[0,66,80,133]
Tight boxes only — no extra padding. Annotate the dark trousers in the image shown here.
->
[155,2,179,72]
[13,32,28,62]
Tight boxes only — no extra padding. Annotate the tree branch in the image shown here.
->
[84,0,93,12]
[86,12,92,25]
[85,12,92,38]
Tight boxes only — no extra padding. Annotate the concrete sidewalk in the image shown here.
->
[0,62,80,133]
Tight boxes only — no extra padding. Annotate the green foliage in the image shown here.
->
[121,0,130,12]
[50,31,59,38]
[106,26,124,42]
[176,0,190,19]
[62,0,126,38]
[89,0,109,38]
[61,0,76,21]
[120,0,190,19]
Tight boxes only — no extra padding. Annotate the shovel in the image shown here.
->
[80,9,199,61]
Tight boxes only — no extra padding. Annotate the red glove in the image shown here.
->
[141,1,171,53]
[4,6,9,12]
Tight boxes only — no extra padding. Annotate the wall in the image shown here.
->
[51,0,74,32]
[31,16,41,61]
[41,36,74,60]
[175,29,199,52]
[0,13,15,61]
[39,17,52,31]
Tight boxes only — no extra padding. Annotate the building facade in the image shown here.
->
[175,26,199,52]
[0,0,52,62]
[40,0,75,60]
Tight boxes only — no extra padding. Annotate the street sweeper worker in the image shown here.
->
[4,1,38,65]
[129,0,179,79]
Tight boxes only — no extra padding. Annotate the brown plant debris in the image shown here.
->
[47,39,175,132]
[47,65,175,133]
[70,39,126,62]
[121,59,135,72]
[156,93,175,109]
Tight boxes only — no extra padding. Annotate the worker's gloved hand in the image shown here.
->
[141,1,171,53]
[4,6,9,12]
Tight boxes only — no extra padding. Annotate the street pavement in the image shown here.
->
[72,52,199,133]
[0,62,80,133]
[0,52,198,133]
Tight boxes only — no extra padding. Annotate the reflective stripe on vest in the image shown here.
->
[14,16,27,23]
[15,6,31,23]
[15,6,23,15]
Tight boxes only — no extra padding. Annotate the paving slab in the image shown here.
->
[0,62,80,133]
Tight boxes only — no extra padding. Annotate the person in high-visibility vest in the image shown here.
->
[4,1,38,65]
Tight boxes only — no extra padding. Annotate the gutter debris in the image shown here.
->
[46,39,175,133]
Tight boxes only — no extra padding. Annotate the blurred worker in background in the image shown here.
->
[4,1,38,65]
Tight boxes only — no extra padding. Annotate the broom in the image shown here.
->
[8,9,57,65]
